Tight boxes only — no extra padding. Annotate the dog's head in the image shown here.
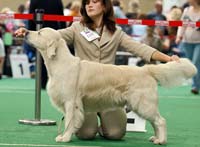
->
[25,28,63,59]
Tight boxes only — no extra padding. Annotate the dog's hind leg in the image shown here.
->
[148,112,167,145]
[128,89,167,145]
[143,104,167,144]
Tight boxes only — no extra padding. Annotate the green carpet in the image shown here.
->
[0,78,200,147]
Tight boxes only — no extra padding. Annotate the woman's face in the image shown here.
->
[85,0,105,19]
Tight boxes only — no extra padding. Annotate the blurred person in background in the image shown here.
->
[182,1,190,10]
[0,25,5,79]
[67,1,81,27]
[1,8,15,32]
[23,0,30,28]
[162,0,187,14]
[17,4,25,14]
[112,0,132,35]
[1,7,25,77]
[112,0,126,19]
[162,6,183,56]
[140,26,163,65]
[147,0,168,36]
[1,8,14,77]
[64,2,72,16]
[147,0,166,21]
[28,0,66,89]
[126,0,141,19]
[130,14,147,42]
[15,0,180,141]
[29,0,66,31]
[16,4,27,27]
[176,0,200,95]
[70,1,81,17]
[166,6,183,20]
[125,0,147,43]
[142,26,162,51]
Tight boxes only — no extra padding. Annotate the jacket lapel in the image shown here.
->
[99,26,112,47]
[90,26,112,48]
[92,39,100,48]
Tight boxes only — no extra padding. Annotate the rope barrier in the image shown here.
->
[1,13,200,27]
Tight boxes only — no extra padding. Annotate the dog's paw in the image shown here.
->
[61,136,71,142]
[149,136,166,145]
[149,136,157,142]
[55,134,71,142]
[55,135,63,142]
[153,138,166,145]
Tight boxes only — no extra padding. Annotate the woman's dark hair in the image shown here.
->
[197,0,200,5]
[80,0,116,34]
[112,0,120,6]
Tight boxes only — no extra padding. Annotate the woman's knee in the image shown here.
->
[75,112,98,140]
[75,128,97,140]
[99,109,127,140]
[102,127,126,140]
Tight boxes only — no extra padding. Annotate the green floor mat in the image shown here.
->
[0,78,200,147]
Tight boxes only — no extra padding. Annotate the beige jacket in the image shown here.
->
[58,22,156,64]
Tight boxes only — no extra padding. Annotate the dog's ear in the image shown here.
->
[47,40,57,59]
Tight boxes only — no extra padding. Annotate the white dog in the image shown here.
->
[25,28,197,145]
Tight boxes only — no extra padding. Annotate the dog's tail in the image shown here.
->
[147,58,197,87]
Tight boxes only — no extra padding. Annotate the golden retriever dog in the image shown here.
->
[24,28,197,145]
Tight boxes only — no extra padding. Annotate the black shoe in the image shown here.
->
[191,89,199,95]
[0,74,2,80]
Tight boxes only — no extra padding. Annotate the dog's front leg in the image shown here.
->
[56,102,74,142]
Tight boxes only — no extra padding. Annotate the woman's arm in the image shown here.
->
[151,51,179,62]
[119,31,179,63]
[15,22,77,46]
[57,22,78,45]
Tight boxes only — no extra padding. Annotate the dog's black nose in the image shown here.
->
[24,31,29,40]
[25,31,29,37]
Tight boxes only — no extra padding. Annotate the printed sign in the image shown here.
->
[10,54,30,78]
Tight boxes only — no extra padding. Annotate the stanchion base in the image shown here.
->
[19,119,56,126]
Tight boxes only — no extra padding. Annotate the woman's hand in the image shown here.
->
[168,55,180,62]
[14,27,28,37]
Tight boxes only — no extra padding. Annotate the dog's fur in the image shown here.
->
[25,28,197,145]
